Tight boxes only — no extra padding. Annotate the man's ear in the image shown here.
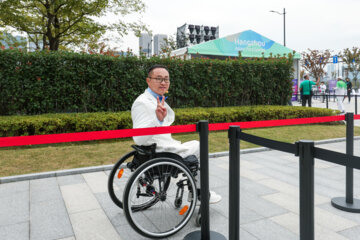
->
[146,77,150,84]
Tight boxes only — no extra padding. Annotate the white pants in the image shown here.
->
[337,97,344,112]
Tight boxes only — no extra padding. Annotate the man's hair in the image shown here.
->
[147,65,169,77]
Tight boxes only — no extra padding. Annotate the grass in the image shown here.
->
[0,124,359,177]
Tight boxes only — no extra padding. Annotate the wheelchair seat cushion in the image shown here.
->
[183,155,199,173]
[131,144,156,156]
[129,144,199,174]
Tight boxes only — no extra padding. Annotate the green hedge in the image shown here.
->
[0,49,294,115]
[0,106,338,137]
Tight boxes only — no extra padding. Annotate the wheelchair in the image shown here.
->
[108,144,201,239]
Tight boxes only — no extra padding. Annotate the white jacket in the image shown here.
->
[131,90,199,158]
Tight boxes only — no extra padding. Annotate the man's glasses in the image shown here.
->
[149,77,170,83]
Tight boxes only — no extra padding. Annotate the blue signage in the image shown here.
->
[333,56,338,64]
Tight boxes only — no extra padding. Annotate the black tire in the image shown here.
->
[107,150,136,209]
[123,158,197,239]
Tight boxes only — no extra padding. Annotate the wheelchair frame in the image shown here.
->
[107,145,201,239]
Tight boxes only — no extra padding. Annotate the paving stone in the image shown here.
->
[240,159,264,170]
[30,177,62,203]
[240,205,264,225]
[69,209,121,240]
[94,192,126,227]
[60,183,100,214]
[94,192,116,210]
[315,161,337,169]
[314,173,345,192]
[242,218,298,240]
[338,225,360,240]
[240,177,277,196]
[82,172,109,193]
[240,168,269,181]
[102,206,125,227]
[30,199,73,240]
[260,180,329,206]
[315,207,357,232]
[318,202,360,224]
[256,167,299,187]
[0,222,29,240]
[0,181,29,196]
[241,191,288,218]
[270,212,298,234]
[0,191,29,226]
[240,228,259,240]
[314,182,343,199]
[270,212,349,240]
[57,174,85,186]
[262,192,299,213]
[115,223,159,240]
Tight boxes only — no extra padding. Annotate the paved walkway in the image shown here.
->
[2,140,360,240]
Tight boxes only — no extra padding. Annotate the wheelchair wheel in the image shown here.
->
[108,150,136,209]
[123,158,197,239]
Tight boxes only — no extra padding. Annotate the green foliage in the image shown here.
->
[340,47,360,88]
[301,49,331,79]
[0,0,147,50]
[0,49,294,115]
[0,106,338,137]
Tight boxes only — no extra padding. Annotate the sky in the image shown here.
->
[104,0,360,55]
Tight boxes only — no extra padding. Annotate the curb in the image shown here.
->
[1,137,359,184]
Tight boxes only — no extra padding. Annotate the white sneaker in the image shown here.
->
[209,191,222,204]
[196,190,222,205]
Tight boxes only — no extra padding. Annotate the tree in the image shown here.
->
[160,35,176,58]
[0,0,148,50]
[301,49,331,79]
[340,47,360,88]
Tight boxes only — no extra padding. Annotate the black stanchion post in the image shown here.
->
[298,140,315,240]
[228,126,241,240]
[331,112,360,212]
[184,121,226,240]
[326,94,329,109]
[355,95,358,114]
[346,112,354,203]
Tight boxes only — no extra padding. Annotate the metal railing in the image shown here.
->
[228,112,360,240]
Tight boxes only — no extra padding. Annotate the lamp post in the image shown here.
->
[270,8,286,47]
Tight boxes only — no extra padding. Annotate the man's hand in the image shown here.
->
[156,96,167,122]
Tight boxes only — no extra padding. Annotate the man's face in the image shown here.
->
[146,68,170,96]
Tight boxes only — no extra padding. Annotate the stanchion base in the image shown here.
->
[331,197,360,213]
[183,230,226,240]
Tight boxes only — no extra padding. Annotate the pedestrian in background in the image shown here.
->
[335,76,347,113]
[319,82,327,103]
[345,77,352,103]
[299,74,320,107]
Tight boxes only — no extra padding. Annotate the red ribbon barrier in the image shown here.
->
[0,115,350,148]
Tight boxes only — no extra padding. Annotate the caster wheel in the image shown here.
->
[195,214,201,227]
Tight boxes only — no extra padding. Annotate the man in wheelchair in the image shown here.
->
[131,64,221,204]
